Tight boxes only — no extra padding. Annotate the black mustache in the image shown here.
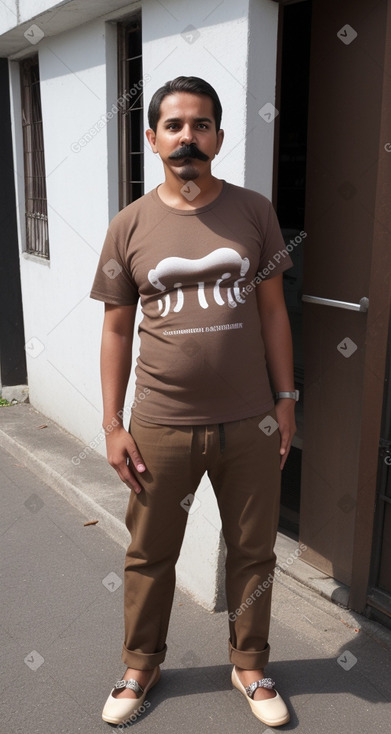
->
[169,144,209,161]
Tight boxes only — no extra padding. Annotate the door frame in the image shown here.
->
[272,0,391,613]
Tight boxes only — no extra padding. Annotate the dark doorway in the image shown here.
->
[275,1,312,537]
[367,312,391,626]
[0,58,27,388]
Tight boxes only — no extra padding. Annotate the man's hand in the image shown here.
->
[256,276,296,470]
[105,426,146,493]
[275,399,296,470]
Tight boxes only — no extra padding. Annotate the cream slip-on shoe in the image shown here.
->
[231,665,290,727]
[102,666,160,725]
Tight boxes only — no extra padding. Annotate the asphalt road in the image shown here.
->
[1,443,391,734]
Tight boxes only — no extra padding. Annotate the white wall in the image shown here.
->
[0,0,68,37]
[0,1,18,34]
[10,18,119,445]
[18,0,68,19]
[142,0,250,192]
[9,0,280,609]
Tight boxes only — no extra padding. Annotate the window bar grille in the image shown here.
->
[118,15,144,209]
[20,56,49,259]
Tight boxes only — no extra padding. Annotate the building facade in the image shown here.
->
[0,0,390,625]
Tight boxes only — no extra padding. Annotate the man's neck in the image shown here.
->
[156,175,223,210]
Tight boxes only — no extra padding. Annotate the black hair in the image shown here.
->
[148,76,222,132]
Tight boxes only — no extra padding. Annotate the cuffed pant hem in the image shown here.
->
[121,643,167,670]
[228,640,271,669]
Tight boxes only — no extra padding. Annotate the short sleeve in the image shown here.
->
[90,227,139,305]
[257,201,293,278]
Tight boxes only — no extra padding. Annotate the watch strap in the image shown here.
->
[275,390,299,401]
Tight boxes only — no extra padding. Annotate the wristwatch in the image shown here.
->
[274,390,300,401]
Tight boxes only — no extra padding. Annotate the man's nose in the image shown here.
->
[179,124,195,144]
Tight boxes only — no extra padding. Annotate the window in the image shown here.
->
[118,15,144,209]
[20,56,49,259]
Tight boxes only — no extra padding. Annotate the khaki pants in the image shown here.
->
[122,409,281,671]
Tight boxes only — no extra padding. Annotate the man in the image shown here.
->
[90,76,296,728]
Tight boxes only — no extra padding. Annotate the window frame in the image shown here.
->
[19,55,49,260]
[117,14,144,209]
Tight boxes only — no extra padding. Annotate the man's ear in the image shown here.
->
[216,128,224,155]
[146,128,158,153]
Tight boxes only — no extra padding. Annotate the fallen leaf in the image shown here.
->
[84,520,99,526]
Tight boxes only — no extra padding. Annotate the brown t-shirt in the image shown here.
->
[90,181,293,424]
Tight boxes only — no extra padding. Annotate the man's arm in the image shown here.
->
[101,303,146,492]
[256,275,296,469]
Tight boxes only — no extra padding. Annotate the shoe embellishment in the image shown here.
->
[113,679,144,695]
[245,678,275,698]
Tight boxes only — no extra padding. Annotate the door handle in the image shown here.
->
[302,295,369,313]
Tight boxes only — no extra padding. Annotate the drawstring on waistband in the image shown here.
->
[218,423,225,453]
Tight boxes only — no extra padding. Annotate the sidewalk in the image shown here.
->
[0,403,351,606]
[1,402,391,733]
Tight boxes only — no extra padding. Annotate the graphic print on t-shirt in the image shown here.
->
[147,247,250,317]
